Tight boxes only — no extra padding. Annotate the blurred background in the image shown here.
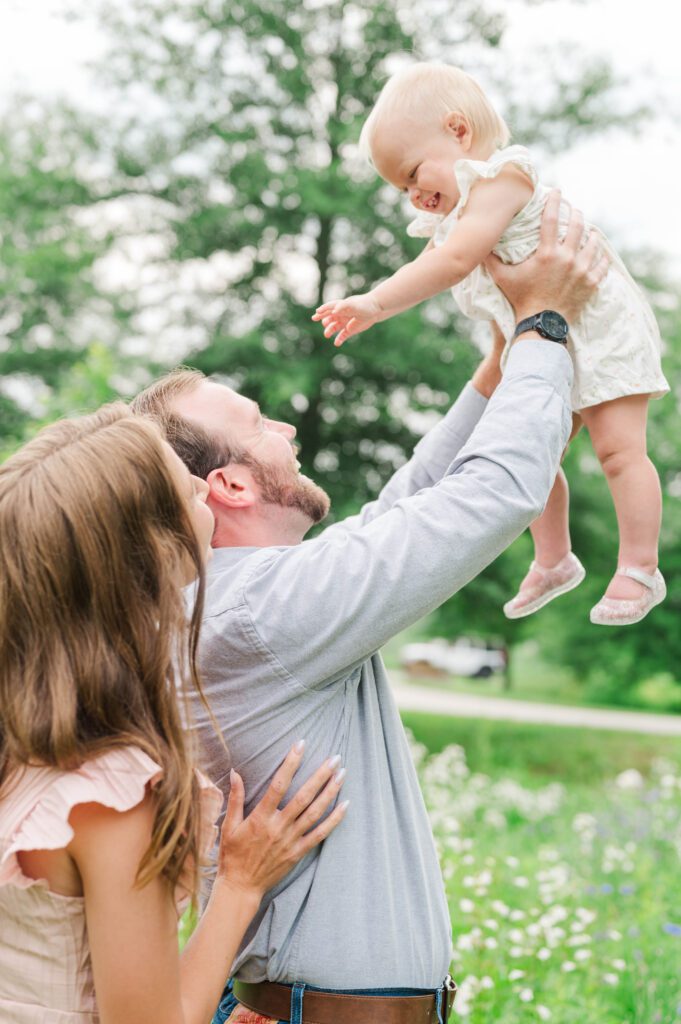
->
[2,3,681,1019]
[0,0,679,711]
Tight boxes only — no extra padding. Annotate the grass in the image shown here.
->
[184,714,681,1021]
[400,711,681,784]
[407,719,681,1022]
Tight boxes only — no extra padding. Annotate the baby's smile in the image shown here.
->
[422,192,442,210]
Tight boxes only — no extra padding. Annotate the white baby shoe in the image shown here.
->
[503,552,586,620]
[589,567,666,626]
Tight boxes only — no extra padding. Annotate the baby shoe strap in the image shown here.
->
[617,567,657,590]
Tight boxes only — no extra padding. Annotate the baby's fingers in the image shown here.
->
[312,302,337,320]
[334,319,357,347]
[298,799,349,854]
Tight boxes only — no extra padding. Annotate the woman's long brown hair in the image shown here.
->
[0,403,208,897]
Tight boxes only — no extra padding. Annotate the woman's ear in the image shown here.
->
[444,112,473,151]
[206,464,258,511]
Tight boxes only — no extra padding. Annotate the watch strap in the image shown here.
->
[513,314,542,339]
[513,310,569,344]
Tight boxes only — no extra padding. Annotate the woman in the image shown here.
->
[0,403,348,1023]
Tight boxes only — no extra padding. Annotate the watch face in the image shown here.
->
[540,310,569,340]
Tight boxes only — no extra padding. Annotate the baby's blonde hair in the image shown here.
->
[360,62,510,163]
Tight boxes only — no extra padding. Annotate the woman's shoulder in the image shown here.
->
[0,746,165,891]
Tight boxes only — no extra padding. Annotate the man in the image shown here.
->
[132,192,607,1024]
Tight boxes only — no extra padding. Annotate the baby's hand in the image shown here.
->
[312,293,383,347]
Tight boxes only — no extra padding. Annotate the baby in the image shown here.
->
[313,62,668,627]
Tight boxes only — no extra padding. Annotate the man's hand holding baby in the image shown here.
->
[485,190,609,329]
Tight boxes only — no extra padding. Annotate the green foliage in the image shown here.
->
[3,0,677,705]
[0,104,115,440]
[401,711,681,782]
[82,0,631,521]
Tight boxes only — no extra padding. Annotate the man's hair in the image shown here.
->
[131,367,248,479]
[359,62,510,164]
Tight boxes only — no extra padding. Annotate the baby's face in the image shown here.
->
[372,119,467,217]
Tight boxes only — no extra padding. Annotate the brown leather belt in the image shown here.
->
[232,977,457,1024]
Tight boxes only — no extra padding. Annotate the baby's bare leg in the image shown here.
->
[580,394,660,601]
[515,415,582,593]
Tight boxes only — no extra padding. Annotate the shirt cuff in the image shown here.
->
[504,338,573,407]
[439,382,488,438]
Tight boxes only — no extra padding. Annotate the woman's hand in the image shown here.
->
[312,293,384,346]
[214,743,348,899]
[484,189,610,324]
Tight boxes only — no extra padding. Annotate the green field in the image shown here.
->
[183,716,681,1022]
[405,713,681,1023]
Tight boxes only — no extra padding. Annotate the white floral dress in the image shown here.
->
[407,145,669,411]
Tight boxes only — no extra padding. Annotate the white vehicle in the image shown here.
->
[400,637,506,679]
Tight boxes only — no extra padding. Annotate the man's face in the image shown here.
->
[171,381,330,525]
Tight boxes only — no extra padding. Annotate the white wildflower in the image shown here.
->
[519,988,534,1002]
[615,769,644,790]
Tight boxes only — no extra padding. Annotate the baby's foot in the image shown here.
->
[590,567,666,627]
[504,553,585,619]
[602,572,649,601]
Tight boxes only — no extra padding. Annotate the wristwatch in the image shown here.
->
[513,310,569,344]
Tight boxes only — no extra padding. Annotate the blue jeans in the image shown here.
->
[211,978,452,1024]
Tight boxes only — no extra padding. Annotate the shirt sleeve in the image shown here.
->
[320,382,488,538]
[244,340,572,689]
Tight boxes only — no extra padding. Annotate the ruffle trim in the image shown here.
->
[406,144,538,238]
[0,747,222,891]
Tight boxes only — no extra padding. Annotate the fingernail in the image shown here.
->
[294,739,305,753]
[334,767,346,785]
[340,799,350,812]
[230,769,237,784]
[327,754,341,771]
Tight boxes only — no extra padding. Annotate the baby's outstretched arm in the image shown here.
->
[313,166,532,345]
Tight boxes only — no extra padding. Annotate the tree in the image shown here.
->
[84,0,628,520]
[0,103,123,445]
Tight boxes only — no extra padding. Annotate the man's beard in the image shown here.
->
[249,457,330,525]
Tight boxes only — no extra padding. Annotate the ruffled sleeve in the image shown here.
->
[0,746,163,890]
[406,210,444,239]
[453,145,538,215]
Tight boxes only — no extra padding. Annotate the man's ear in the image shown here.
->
[444,111,473,151]
[206,464,258,510]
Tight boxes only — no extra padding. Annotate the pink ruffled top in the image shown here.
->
[0,746,222,1024]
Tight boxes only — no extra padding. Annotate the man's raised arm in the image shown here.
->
[321,191,607,538]
[244,193,609,686]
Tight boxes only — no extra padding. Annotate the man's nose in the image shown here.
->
[267,418,297,441]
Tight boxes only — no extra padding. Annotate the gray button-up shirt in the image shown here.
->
[190,340,573,989]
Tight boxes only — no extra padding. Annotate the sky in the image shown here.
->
[0,0,680,273]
